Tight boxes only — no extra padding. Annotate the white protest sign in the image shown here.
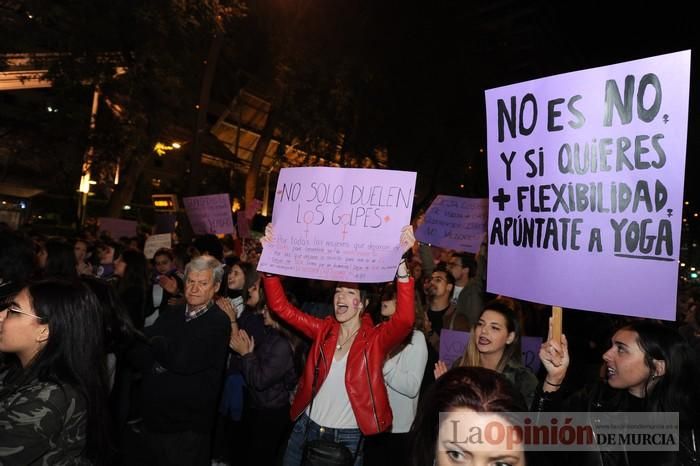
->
[143,234,172,259]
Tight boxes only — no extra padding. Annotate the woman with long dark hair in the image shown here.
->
[435,299,538,407]
[212,262,268,465]
[0,279,111,465]
[229,283,301,466]
[114,249,149,330]
[537,319,699,465]
[83,275,146,450]
[364,282,428,466]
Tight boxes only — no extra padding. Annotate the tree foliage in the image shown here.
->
[1,0,246,216]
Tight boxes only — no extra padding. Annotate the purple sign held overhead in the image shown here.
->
[485,51,691,320]
[257,167,416,283]
[415,196,488,253]
[183,193,234,235]
[99,217,137,240]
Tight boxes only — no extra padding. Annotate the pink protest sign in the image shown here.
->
[98,217,137,240]
[245,198,262,220]
[257,167,417,283]
[415,196,488,253]
[237,210,251,239]
[183,193,234,235]
[439,329,541,373]
[485,51,691,320]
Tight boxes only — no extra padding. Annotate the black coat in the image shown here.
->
[531,382,699,466]
[140,303,231,433]
[239,327,297,410]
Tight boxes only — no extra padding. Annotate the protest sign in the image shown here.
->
[143,234,172,259]
[237,210,251,239]
[415,196,488,253]
[183,193,234,235]
[98,217,137,240]
[245,198,263,220]
[257,167,416,282]
[485,51,690,320]
[439,329,541,373]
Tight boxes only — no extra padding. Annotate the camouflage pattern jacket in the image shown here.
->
[0,372,89,465]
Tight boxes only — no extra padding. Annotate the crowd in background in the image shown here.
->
[0,217,698,466]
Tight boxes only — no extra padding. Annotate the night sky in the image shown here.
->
[368,1,699,208]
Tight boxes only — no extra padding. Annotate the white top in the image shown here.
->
[383,330,429,433]
[451,285,464,304]
[307,351,357,429]
[229,296,245,318]
[146,285,164,328]
[152,284,164,309]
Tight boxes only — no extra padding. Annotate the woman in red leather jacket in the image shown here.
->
[261,224,416,466]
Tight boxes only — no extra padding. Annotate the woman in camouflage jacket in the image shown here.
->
[0,279,110,465]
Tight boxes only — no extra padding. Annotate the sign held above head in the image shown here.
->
[485,50,691,320]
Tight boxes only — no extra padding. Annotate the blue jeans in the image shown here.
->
[283,413,363,466]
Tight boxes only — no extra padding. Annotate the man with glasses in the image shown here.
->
[425,267,469,352]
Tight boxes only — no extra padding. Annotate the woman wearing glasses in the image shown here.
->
[0,279,110,465]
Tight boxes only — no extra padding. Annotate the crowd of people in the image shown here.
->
[0,218,699,466]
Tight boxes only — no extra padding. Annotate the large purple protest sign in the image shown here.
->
[183,194,234,235]
[257,167,416,282]
[99,217,137,240]
[415,196,488,253]
[439,329,541,373]
[485,51,690,320]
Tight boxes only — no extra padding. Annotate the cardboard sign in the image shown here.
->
[237,210,251,239]
[416,196,488,253]
[143,234,172,259]
[485,51,691,320]
[245,198,263,220]
[257,167,417,282]
[98,217,137,240]
[183,193,234,235]
[439,329,542,373]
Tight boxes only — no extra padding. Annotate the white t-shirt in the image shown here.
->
[383,330,429,433]
[307,351,357,429]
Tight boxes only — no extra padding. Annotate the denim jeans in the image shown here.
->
[283,413,363,466]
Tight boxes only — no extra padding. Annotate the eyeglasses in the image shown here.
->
[1,305,43,320]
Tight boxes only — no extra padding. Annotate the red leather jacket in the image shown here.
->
[263,275,415,435]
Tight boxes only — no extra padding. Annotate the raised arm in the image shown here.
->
[262,275,324,340]
[538,317,569,393]
[375,226,417,353]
